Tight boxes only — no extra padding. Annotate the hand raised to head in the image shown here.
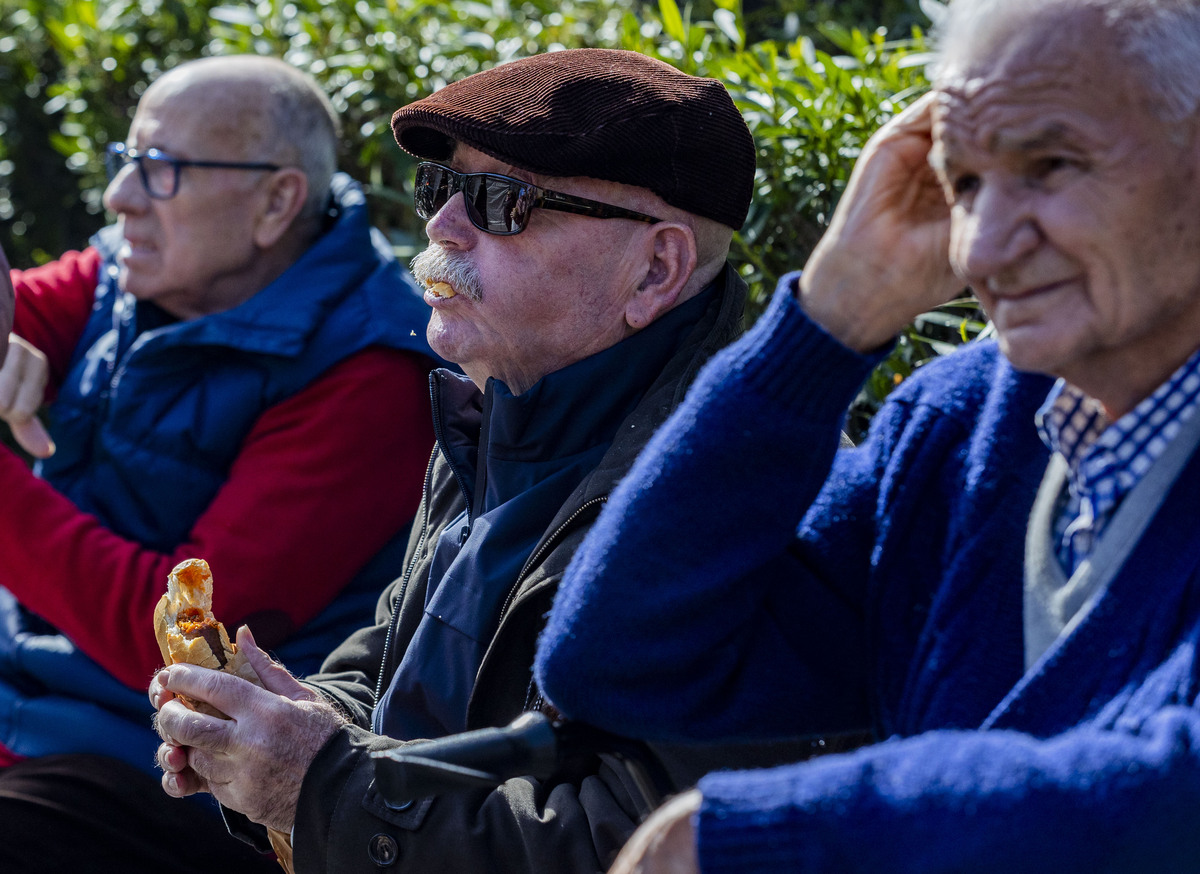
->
[798,92,961,352]
[151,626,345,833]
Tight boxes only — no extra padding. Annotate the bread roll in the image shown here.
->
[154,558,261,717]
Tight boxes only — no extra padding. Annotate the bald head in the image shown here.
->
[144,56,340,221]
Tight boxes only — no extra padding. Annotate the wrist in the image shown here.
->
[796,267,898,354]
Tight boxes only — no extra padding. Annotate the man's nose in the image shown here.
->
[102,162,147,214]
[424,191,479,248]
[953,184,1040,286]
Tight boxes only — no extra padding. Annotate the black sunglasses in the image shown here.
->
[414,162,661,236]
[105,142,282,200]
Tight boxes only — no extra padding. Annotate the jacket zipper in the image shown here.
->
[500,495,608,627]
[373,375,469,708]
[498,494,608,712]
[372,447,438,709]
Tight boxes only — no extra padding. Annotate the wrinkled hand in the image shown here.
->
[0,333,55,458]
[799,92,961,352]
[150,626,346,833]
[608,790,701,874]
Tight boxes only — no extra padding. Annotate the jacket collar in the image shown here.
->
[431,278,722,516]
[92,173,391,357]
[568,262,747,506]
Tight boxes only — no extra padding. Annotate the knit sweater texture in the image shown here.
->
[536,275,1200,873]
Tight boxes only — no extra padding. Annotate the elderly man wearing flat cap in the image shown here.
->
[148,49,789,873]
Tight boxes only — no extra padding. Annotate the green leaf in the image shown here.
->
[658,0,684,43]
[713,8,742,48]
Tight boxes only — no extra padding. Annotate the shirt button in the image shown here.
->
[368,833,399,867]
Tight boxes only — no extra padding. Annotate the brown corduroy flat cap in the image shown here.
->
[391,49,755,230]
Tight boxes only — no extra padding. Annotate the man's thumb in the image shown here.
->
[11,416,55,458]
[236,625,311,700]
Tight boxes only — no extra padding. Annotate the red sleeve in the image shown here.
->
[10,247,103,392]
[0,347,434,689]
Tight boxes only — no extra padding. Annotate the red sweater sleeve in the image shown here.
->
[10,248,102,392]
[0,347,434,689]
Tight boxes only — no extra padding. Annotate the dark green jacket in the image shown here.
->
[290,264,769,873]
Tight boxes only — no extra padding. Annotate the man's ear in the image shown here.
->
[624,223,698,330]
[252,168,309,248]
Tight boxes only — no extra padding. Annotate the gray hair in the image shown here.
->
[932,0,1200,122]
[171,56,342,222]
[255,60,342,221]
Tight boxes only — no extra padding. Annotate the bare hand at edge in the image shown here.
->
[608,790,702,874]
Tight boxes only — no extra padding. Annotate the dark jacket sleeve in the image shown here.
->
[303,598,400,728]
[291,717,827,873]
[293,550,653,873]
[292,721,654,873]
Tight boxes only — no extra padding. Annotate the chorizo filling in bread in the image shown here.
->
[174,607,229,669]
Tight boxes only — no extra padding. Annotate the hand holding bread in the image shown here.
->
[153,558,262,717]
[153,558,296,871]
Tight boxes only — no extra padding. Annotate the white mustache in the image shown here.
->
[410,246,484,303]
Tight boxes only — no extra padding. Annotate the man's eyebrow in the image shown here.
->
[990,122,1076,153]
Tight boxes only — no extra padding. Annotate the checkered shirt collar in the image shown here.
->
[1036,347,1200,516]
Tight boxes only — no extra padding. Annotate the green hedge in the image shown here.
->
[1,0,980,436]
[2,1,931,270]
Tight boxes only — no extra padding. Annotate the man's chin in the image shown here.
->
[995,331,1074,378]
[115,267,156,302]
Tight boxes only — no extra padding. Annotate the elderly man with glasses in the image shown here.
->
[149,49,784,874]
[0,55,436,873]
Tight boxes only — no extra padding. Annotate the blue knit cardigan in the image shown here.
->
[535,276,1200,873]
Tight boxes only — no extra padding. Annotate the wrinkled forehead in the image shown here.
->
[930,4,1130,158]
[931,64,1082,158]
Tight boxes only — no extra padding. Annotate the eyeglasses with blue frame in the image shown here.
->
[104,142,282,200]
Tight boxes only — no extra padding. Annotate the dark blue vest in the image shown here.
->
[40,173,433,550]
[0,174,435,775]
